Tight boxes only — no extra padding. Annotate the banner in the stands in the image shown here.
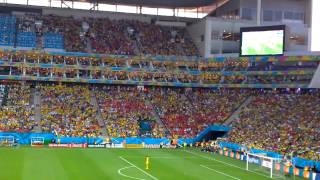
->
[48,143,87,148]
[0,74,310,88]
[1,48,320,62]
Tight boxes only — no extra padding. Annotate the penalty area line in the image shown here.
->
[184,150,272,179]
[118,166,146,180]
[119,156,159,180]
[200,164,242,180]
[120,156,197,159]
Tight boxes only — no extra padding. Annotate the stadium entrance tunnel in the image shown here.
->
[201,130,228,142]
[193,125,231,143]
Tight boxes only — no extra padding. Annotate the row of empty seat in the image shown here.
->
[0,16,16,46]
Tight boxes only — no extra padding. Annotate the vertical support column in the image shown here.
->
[23,67,26,76]
[63,68,66,78]
[257,0,262,26]
[204,19,212,58]
[219,30,223,54]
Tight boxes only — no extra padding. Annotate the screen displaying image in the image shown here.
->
[240,26,285,56]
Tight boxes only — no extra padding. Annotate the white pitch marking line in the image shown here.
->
[120,156,197,159]
[184,150,272,179]
[118,166,146,180]
[200,164,242,180]
[119,156,159,180]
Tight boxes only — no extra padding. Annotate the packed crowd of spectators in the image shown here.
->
[88,18,136,55]
[12,14,199,56]
[0,50,316,86]
[248,61,319,71]
[148,88,248,138]
[247,75,313,84]
[17,14,36,33]
[126,21,199,56]
[0,84,35,132]
[94,86,249,138]
[95,86,165,138]
[40,15,86,52]
[227,90,320,161]
[40,84,101,137]
[0,81,320,162]
[7,53,316,74]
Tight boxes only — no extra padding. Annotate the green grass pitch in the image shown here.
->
[0,147,304,180]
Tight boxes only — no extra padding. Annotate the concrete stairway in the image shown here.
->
[29,86,35,105]
[176,43,186,57]
[86,37,92,53]
[36,34,43,49]
[222,96,253,126]
[90,90,108,136]
[33,86,42,133]
[309,64,320,88]
[144,94,171,136]
[132,40,141,55]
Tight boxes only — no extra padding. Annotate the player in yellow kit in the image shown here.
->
[145,156,150,170]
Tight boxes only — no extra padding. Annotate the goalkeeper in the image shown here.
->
[145,156,150,170]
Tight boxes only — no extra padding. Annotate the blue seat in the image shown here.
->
[0,16,16,46]
[16,32,36,48]
[44,33,64,49]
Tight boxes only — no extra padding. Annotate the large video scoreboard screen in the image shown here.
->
[240,25,285,56]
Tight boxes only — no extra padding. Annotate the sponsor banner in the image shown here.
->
[303,170,310,179]
[87,144,124,148]
[163,145,177,149]
[144,144,160,149]
[31,145,44,147]
[236,153,240,160]
[125,144,144,148]
[48,143,87,148]
[284,166,290,174]
[104,143,124,148]
[294,168,300,176]
[88,144,106,148]
[230,152,234,158]
[262,160,272,168]
[247,156,261,165]
[224,148,313,179]
[224,151,228,156]
[312,173,320,180]
[112,144,124,148]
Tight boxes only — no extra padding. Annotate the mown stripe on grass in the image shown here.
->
[22,148,68,180]
[131,148,224,180]
[0,147,25,180]
[184,150,268,178]
[55,149,110,180]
